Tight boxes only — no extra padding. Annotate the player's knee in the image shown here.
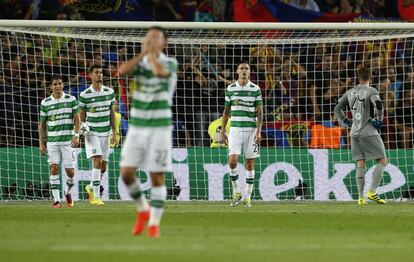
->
[121,169,134,184]
[379,157,388,166]
[65,168,75,178]
[49,164,59,175]
[92,157,102,169]
[245,160,255,171]
[228,157,238,169]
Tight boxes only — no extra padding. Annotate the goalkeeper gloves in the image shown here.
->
[371,119,383,131]
[341,118,353,128]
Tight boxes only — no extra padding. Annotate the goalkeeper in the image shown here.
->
[334,67,388,205]
[39,76,80,208]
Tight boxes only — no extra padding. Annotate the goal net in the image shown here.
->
[1,21,413,201]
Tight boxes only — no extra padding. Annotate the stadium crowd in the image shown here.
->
[0,0,412,21]
[0,0,413,149]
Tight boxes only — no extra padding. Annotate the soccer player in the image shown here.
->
[118,26,177,237]
[220,62,263,208]
[334,67,388,205]
[39,76,80,208]
[79,65,117,205]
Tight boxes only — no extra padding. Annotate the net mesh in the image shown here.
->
[1,24,414,201]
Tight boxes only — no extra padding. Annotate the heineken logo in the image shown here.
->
[234,100,254,106]
[92,106,109,113]
[49,114,70,121]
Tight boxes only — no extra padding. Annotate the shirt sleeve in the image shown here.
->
[72,98,79,113]
[79,94,86,111]
[39,103,47,122]
[369,89,384,121]
[334,91,348,121]
[255,89,263,106]
[224,89,231,107]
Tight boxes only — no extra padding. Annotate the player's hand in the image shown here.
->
[371,119,383,131]
[110,132,118,147]
[220,132,228,146]
[341,118,353,128]
[72,136,80,148]
[255,131,262,144]
[39,144,47,156]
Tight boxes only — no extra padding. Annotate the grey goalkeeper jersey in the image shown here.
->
[334,84,383,137]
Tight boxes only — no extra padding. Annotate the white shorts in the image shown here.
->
[85,135,110,161]
[120,127,172,172]
[228,128,260,159]
[47,144,74,168]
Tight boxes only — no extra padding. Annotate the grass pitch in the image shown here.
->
[1,201,413,262]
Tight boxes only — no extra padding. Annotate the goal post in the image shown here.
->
[1,21,414,201]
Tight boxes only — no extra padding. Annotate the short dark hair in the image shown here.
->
[50,75,62,84]
[89,64,102,73]
[237,61,250,68]
[357,67,371,81]
[148,26,167,41]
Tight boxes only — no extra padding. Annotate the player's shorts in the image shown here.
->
[120,127,172,172]
[46,144,74,168]
[85,135,110,161]
[228,127,260,159]
[351,135,386,161]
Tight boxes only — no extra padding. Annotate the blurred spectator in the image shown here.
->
[395,89,414,148]
[289,0,320,12]
[398,0,414,21]
[317,0,339,13]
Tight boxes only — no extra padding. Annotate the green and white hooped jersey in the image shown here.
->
[79,85,115,137]
[40,93,78,145]
[130,52,178,128]
[225,81,262,131]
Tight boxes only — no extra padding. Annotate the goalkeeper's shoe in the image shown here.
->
[244,197,252,208]
[85,185,94,203]
[366,191,386,204]
[147,225,160,238]
[52,202,62,208]
[358,198,367,205]
[65,193,74,208]
[230,192,242,207]
[132,210,150,236]
[91,198,105,205]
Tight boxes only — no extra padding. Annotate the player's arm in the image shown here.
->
[72,99,80,147]
[334,91,352,128]
[78,94,86,123]
[221,87,231,145]
[255,89,263,144]
[109,90,118,146]
[221,106,230,145]
[39,103,47,155]
[370,91,384,130]
[118,52,146,76]
[370,92,384,121]
[39,120,47,155]
[255,105,263,144]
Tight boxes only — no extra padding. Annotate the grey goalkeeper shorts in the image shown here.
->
[351,135,386,161]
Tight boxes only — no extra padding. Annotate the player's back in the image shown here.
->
[346,84,379,137]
